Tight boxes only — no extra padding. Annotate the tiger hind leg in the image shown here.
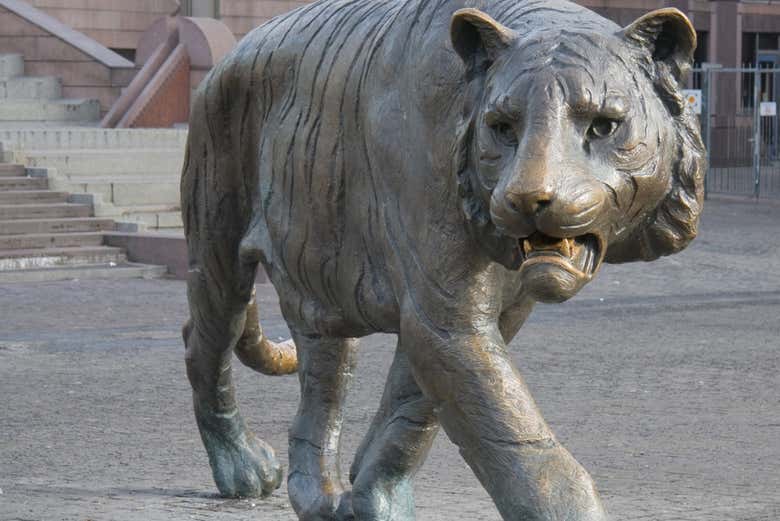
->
[349,345,438,521]
[183,265,284,498]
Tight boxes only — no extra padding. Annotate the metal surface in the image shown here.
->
[180,2,705,520]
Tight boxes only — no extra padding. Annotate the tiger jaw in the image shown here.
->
[516,232,605,303]
[520,232,602,278]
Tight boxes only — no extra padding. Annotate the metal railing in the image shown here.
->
[692,67,780,199]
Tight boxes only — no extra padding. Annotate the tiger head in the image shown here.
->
[451,7,705,303]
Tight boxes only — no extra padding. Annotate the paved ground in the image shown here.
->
[1,198,779,521]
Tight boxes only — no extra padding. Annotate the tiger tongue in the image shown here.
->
[523,234,573,258]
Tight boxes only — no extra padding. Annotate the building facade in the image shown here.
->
[12,0,780,70]
[15,0,311,62]
[3,0,780,128]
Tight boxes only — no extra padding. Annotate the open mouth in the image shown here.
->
[518,232,603,279]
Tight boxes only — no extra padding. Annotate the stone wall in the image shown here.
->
[0,2,136,112]
[26,0,308,48]
[219,0,310,41]
[26,0,178,51]
[9,0,724,52]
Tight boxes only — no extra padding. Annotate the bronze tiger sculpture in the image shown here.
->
[181,0,704,519]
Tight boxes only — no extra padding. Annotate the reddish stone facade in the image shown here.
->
[19,0,780,71]
[25,0,178,52]
[4,0,780,127]
[0,1,136,112]
[219,0,312,41]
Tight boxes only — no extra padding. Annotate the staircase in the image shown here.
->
[0,160,167,282]
[0,53,100,127]
[24,147,183,228]
[1,128,186,230]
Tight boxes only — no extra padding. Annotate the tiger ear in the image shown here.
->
[451,8,517,74]
[620,8,697,82]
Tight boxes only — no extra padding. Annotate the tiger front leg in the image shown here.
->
[401,309,607,521]
[287,332,358,521]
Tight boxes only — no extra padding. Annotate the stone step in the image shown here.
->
[0,190,69,204]
[0,217,114,235]
[0,121,101,129]
[0,203,91,220]
[0,231,104,250]
[24,148,184,175]
[0,245,125,270]
[0,164,25,177]
[108,205,182,229]
[0,128,188,150]
[0,261,167,283]
[0,177,47,190]
[69,178,180,206]
[0,76,62,100]
[0,54,23,81]
[0,98,100,123]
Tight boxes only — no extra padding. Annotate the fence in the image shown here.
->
[692,67,780,199]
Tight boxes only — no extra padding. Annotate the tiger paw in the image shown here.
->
[289,474,354,521]
[196,408,283,498]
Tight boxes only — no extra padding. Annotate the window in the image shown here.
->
[180,0,220,18]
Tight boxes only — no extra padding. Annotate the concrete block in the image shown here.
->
[0,53,24,80]
[104,231,268,283]
[0,202,91,220]
[0,128,188,150]
[111,180,180,206]
[0,76,62,100]
[105,205,182,230]
[0,245,125,270]
[155,210,182,228]
[0,217,114,235]
[0,120,100,129]
[0,261,167,283]
[0,98,100,123]
[25,166,52,178]
[0,163,25,176]
[103,230,265,281]
[0,231,104,250]
[0,177,47,190]
[114,220,147,233]
[70,180,112,201]
[104,231,186,278]
[60,85,120,112]
[23,149,184,175]
[0,190,68,204]
[67,191,102,206]
[24,61,111,87]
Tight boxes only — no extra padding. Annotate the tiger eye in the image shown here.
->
[589,118,621,139]
[490,121,518,146]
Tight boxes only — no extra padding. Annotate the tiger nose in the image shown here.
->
[505,188,555,216]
